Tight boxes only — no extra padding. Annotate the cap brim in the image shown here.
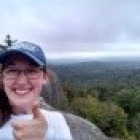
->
[0,50,44,67]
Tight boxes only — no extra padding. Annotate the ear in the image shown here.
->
[42,71,49,85]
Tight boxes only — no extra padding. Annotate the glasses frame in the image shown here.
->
[3,67,43,79]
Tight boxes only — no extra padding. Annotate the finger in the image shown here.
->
[32,103,43,119]
[11,121,26,130]
[13,129,23,140]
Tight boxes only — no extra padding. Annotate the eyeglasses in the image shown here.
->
[3,67,43,79]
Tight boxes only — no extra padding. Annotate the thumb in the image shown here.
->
[32,103,42,119]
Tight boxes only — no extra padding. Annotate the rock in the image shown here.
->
[63,113,108,140]
[41,69,66,109]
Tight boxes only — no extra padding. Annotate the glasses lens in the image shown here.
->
[26,69,42,79]
[3,68,42,79]
[4,69,18,79]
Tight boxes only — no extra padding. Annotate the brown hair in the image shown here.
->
[0,65,12,127]
[0,89,12,127]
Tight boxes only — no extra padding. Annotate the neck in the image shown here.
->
[12,105,32,115]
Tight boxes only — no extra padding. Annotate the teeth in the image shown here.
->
[15,89,29,95]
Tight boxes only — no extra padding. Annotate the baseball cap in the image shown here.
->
[0,41,47,69]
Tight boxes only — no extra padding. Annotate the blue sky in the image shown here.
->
[0,0,140,61]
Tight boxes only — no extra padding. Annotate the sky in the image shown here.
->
[0,0,140,61]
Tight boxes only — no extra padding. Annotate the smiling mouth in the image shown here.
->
[14,89,31,95]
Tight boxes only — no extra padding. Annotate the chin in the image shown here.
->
[12,100,30,107]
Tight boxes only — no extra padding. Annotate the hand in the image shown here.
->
[11,104,48,140]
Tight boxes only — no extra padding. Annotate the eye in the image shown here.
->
[5,69,18,74]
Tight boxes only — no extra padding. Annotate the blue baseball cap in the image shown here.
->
[0,41,47,69]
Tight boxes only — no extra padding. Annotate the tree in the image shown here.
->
[4,34,17,47]
[114,88,140,115]
[70,95,128,139]
[0,35,17,52]
[132,113,140,139]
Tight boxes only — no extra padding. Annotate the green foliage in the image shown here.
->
[132,113,140,139]
[51,62,140,87]
[98,102,128,138]
[131,94,140,113]
[114,88,140,115]
[60,82,140,139]
[49,60,140,139]
[0,34,14,52]
[70,95,100,120]
[69,94,129,138]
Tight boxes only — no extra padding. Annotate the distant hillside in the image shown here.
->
[48,56,140,64]
[49,61,140,87]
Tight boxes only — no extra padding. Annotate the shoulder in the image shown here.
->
[40,109,67,126]
[40,109,72,140]
[40,109,63,117]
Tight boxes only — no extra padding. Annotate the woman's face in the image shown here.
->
[2,55,48,113]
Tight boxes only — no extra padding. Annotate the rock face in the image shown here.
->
[63,113,108,140]
[41,69,66,109]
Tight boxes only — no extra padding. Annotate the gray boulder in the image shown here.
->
[63,113,108,140]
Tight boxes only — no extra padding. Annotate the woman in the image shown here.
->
[0,41,72,139]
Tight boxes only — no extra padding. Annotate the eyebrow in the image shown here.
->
[3,62,15,68]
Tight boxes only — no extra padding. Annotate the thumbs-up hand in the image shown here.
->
[11,104,47,140]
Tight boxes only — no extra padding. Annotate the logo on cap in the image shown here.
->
[10,42,40,52]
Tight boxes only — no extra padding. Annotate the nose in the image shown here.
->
[16,71,28,84]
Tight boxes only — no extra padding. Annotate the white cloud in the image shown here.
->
[0,0,140,60]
